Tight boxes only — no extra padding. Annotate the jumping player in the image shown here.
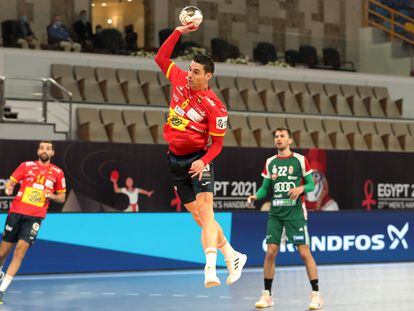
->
[0,141,66,303]
[247,128,323,310]
[155,23,247,287]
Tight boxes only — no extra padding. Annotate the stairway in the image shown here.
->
[358,27,414,76]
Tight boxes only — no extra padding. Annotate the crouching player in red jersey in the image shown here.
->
[0,141,66,303]
[155,23,247,288]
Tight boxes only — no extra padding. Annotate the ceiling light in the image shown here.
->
[102,3,107,6]
[107,18,113,24]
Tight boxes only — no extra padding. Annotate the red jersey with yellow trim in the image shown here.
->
[163,62,228,155]
[9,161,66,218]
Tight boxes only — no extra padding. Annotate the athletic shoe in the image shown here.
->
[225,252,247,285]
[0,291,4,304]
[254,290,274,308]
[204,266,221,288]
[308,291,323,310]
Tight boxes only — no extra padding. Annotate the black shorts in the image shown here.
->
[167,150,215,204]
[2,213,42,246]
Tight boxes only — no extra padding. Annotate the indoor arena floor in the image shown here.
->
[0,262,412,311]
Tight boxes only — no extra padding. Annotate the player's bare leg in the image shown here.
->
[185,196,220,287]
[255,244,278,308]
[297,245,323,310]
[0,241,14,281]
[0,240,30,303]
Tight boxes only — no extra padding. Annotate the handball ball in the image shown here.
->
[179,6,203,27]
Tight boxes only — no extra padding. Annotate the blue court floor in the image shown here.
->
[0,262,413,311]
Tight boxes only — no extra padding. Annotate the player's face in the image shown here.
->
[126,177,134,188]
[188,61,212,91]
[37,142,54,162]
[274,130,292,150]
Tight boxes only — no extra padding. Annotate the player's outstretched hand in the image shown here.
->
[247,195,257,208]
[148,190,154,198]
[288,186,304,200]
[189,159,205,181]
[176,23,199,34]
[5,186,14,196]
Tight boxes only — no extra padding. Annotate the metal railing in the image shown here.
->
[364,0,414,46]
[0,76,73,139]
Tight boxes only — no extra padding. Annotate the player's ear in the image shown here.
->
[287,136,293,145]
[206,72,212,81]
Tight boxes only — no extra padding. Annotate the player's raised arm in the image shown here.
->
[154,23,198,74]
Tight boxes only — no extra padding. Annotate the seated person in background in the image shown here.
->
[47,15,81,52]
[124,24,138,53]
[16,14,41,50]
[95,24,103,35]
[73,10,93,51]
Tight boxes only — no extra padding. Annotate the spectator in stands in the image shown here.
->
[124,24,138,53]
[95,24,103,34]
[16,14,41,50]
[47,15,81,52]
[73,10,93,51]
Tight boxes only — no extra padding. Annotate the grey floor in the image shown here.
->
[0,262,413,311]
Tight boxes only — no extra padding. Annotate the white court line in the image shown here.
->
[8,290,21,294]
[148,293,162,297]
[219,296,232,299]
[56,291,68,294]
[12,262,414,282]
[172,294,186,297]
[101,292,115,295]
[79,292,92,295]
[31,291,44,294]
[242,297,255,300]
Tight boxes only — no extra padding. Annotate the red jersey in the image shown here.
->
[9,161,66,218]
[164,63,228,155]
[155,29,227,162]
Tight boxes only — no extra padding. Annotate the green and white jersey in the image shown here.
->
[261,152,313,220]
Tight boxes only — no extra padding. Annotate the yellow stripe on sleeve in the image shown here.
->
[10,176,18,183]
[166,62,175,79]
[209,131,225,137]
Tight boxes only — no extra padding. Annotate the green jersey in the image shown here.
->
[261,152,313,220]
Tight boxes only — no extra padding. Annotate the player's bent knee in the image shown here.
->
[192,214,203,227]
[298,247,311,261]
[266,244,278,258]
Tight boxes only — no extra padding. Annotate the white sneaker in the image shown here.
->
[204,266,221,288]
[254,290,274,308]
[225,252,247,285]
[308,291,323,310]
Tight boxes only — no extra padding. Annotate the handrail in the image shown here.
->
[369,0,414,23]
[364,0,414,46]
[0,76,73,140]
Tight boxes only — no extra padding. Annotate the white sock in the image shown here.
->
[204,247,217,270]
[219,240,237,261]
[0,275,13,292]
[0,265,3,272]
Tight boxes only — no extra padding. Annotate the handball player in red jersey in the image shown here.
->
[155,23,247,288]
[0,141,66,303]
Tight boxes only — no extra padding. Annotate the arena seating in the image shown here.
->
[50,64,412,151]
